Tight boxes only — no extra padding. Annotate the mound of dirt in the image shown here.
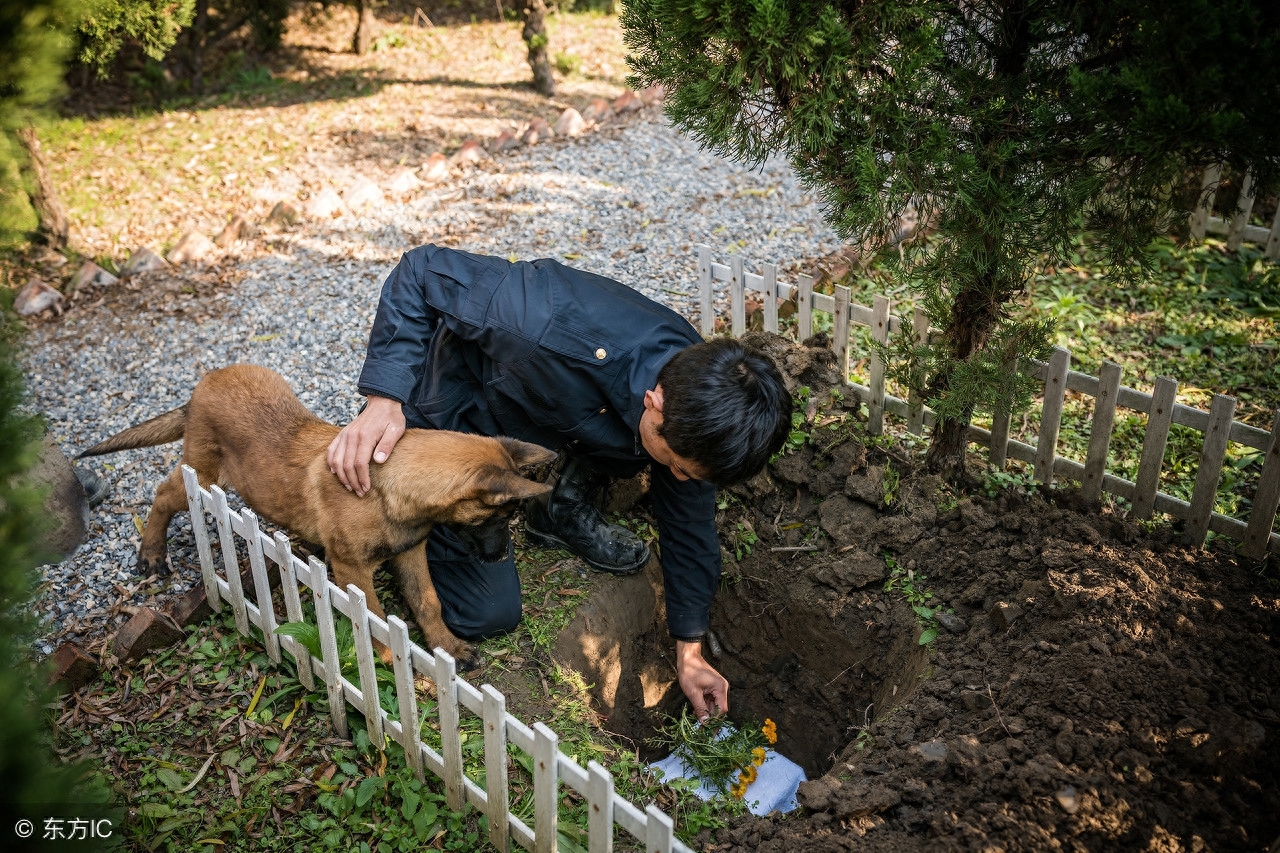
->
[570,333,1280,852]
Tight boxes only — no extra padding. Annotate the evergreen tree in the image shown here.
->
[622,0,1280,473]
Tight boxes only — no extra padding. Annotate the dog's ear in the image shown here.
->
[477,470,553,506]
[497,437,558,469]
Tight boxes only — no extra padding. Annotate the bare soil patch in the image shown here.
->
[559,334,1280,852]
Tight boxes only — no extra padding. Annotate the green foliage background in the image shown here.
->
[622,0,1280,469]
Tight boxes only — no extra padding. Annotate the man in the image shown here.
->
[328,245,790,720]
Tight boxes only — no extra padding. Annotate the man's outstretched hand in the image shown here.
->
[676,639,729,721]
[327,395,406,496]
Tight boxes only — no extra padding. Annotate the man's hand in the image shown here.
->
[676,639,728,721]
[327,395,406,496]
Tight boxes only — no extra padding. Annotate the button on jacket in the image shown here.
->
[357,245,720,640]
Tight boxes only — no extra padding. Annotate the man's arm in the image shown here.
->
[327,395,406,496]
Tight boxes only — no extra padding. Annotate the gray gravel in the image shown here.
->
[23,114,838,654]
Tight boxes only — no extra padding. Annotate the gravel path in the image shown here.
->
[24,112,839,654]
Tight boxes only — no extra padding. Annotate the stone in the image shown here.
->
[420,152,450,183]
[450,138,488,165]
[554,107,587,137]
[13,277,62,316]
[119,247,169,277]
[13,434,88,559]
[990,601,1023,631]
[343,176,385,210]
[490,129,522,153]
[47,642,99,695]
[520,117,555,145]
[385,167,422,195]
[165,231,216,264]
[68,261,119,294]
[916,739,949,762]
[638,83,666,105]
[581,97,613,124]
[935,610,968,634]
[213,215,253,248]
[266,200,301,228]
[1055,785,1079,814]
[111,608,185,662]
[305,187,344,219]
[612,90,643,113]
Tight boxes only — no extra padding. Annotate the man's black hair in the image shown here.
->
[656,338,791,487]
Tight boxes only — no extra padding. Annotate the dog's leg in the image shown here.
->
[326,557,399,664]
[389,544,479,671]
[138,468,190,576]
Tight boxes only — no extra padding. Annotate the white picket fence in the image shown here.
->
[696,245,1280,558]
[1189,164,1280,257]
[179,466,693,853]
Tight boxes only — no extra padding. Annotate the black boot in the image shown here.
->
[525,455,650,574]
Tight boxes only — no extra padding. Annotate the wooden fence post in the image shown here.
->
[483,685,511,852]
[1226,170,1257,252]
[833,285,851,384]
[242,509,280,662]
[312,560,349,739]
[697,244,713,337]
[1132,377,1179,519]
[762,262,779,333]
[1184,394,1237,546]
[1034,348,1071,484]
[533,722,560,853]
[434,650,466,812]
[346,584,384,744]
[867,295,890,435]
[797,274,813,341]
[730,255,746,336]
[210,486,250,636]
[388,615,425,781]
[1189,163,1222,241]
[272,532,315,691]
[906,307,929,435]
[588,760,615,853]
[1267,205,1280,260]
[181,466,221,612]
[1082,361,1123,503]
[1242,410,1280,559]
[645,803,675,853]
[988,356,1016,470]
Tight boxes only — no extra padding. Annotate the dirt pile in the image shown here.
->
[574,333,1280,852]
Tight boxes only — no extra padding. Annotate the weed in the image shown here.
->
[881,466,900,508]
[978,469,1039,500]
[553,52,582,75]
[732,521,758,561]
[883,556,942,646]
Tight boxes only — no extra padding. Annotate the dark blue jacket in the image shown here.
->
[357,245,720,640]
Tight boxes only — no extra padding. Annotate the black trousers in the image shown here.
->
[426,524,523,641]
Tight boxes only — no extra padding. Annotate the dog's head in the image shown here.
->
[444,437,556,558]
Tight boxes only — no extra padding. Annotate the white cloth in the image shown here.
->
[648,747,806,816]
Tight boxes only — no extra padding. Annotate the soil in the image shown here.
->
[559,333,1280,853]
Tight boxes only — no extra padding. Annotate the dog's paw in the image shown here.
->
[138,549,171,578]
[452,643,480,672]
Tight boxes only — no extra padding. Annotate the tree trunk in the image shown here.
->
[353,0,374,55]
[921,275,1004,476]
[521,0,555,97]
[189,0,209,94]
[16,126,69,251]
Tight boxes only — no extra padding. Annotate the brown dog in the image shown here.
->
[79,363,555,668]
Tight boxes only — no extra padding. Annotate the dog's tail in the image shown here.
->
[78,405,189,458]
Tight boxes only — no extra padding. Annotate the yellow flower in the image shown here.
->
[762,718,778,745]
[752,747,767,766]
[730,778,747,798]
[741,764,758,785]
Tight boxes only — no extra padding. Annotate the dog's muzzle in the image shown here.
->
[454,516,513,563]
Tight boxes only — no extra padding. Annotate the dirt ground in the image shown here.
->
[557,333,1280,853]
